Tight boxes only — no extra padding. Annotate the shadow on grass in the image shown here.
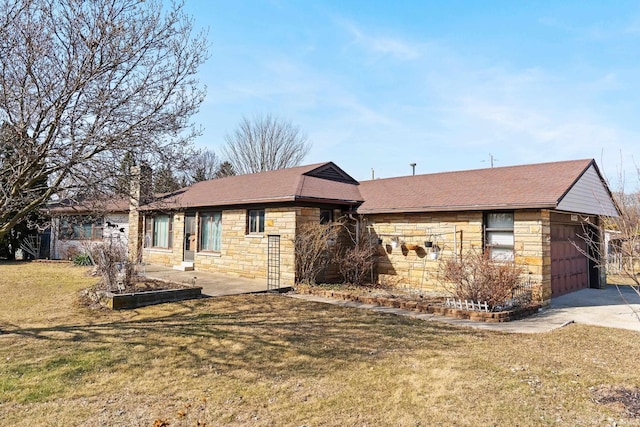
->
[0,294,482,380]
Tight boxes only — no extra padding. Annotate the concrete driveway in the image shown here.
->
[542,286,640,332]
[447,285,640,333]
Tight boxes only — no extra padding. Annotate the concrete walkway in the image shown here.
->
[142,264,640,334]
[142,264,272,297]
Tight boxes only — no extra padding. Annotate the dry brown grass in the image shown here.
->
[1,261,640,426]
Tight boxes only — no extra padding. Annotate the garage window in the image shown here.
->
[485,212,514,261]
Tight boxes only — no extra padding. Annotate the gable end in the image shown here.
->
[556,164,618,217]
[304,163,359,184]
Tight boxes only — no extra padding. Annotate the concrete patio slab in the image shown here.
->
[142,264,272,297]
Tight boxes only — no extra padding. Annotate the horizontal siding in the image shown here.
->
[557,166,617,216]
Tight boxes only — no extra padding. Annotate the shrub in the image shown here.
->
[332,220,377,286]
[440,250,525,309]
[293,221,340,285]
[90,241,134,292]
[72,252,93,266]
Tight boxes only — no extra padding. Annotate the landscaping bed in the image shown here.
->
[79,278,202,310]
[295,285,542,322]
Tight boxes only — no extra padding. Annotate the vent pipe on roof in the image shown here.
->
[410,163,416,176]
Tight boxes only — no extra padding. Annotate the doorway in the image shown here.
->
[184,214,196,262]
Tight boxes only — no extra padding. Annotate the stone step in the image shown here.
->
[173,261,194,271]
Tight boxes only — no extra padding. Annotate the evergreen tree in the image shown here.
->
[153,164,182,193]
[215,161,236,178]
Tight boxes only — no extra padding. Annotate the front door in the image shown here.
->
[184,214,196,262]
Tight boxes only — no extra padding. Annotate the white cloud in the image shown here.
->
[337,19,421,61]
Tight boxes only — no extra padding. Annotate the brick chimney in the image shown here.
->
[128,163,152,264]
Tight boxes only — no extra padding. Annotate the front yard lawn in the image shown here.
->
[1,262,640,426]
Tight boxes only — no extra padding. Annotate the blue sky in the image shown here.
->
[183,0,640,188]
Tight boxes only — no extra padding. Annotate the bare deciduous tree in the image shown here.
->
[0,0,208,240]
[222,114,311,175]
[187,148,219,183]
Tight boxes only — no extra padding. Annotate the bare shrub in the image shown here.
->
[90,241,135,292]
[294,221,339,285]
[441,250,525,309]
[332,221,377,286]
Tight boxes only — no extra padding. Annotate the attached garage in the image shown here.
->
[358,158,619,303]
[550,213,598,296]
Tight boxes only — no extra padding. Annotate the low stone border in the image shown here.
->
[296,287,541,323]
[101,287,203,309]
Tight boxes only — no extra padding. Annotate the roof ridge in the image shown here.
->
[360,158,594,184]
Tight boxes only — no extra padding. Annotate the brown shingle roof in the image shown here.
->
[357,159,596,214]
[47,196,130,214]
[144,162,363,210]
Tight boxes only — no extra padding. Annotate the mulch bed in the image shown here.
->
[78,277,191,310]
[295,285,541,323]
[592,386,640,418]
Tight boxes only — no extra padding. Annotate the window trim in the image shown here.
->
[247,209,265,235]
[484,211,515,261]
[199,211,222,253]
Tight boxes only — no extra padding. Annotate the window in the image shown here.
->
[247,209,265,234]
[60,217,103,240]
[485,212,514,261]
[320,209,333,224]
[200,212,222,251]
[145,215,173,248]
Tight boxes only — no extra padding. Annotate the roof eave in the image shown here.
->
[140,195,364,211]
[357,202,558,215]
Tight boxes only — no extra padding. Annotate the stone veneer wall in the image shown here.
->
[365,210,549,302]
[514,210,551,302]
[194,207,298,284]
[143,206,343,286]
[367,211,484,291]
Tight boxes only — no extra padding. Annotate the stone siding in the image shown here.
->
[194,208,297,284]
[143,207,304,286]
[366,212,484,292]
[365,210,550,302]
